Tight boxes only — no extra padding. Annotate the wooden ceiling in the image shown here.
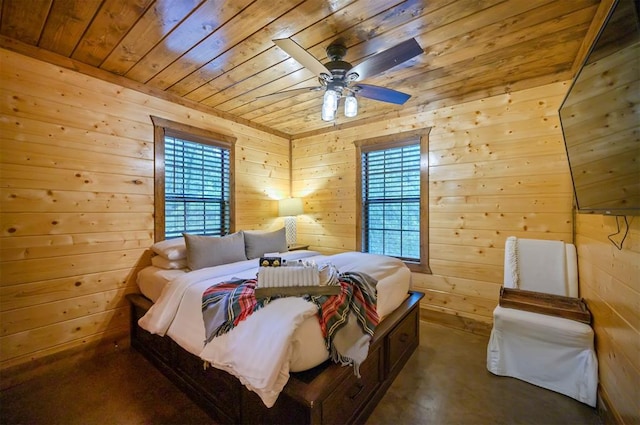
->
[0,0,602,138]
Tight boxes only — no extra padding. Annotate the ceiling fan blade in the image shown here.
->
[273,38,331,77]
[348,38,423,81]
[256,86,323,101]
[355,84,412,105]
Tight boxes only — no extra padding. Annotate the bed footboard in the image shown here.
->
[127,291,424,424]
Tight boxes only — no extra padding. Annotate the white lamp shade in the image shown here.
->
[322,89,338,121]
[344,94,358,117]
[278,197,303,217]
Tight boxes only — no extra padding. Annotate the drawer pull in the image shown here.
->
[348,382,365,399]
[399,332,409,343]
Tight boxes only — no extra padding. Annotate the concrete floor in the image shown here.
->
[1,321,602,425]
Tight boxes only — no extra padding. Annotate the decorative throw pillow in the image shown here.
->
[183,232,246,270]
[151,237,187,260]
[243,228,287,259]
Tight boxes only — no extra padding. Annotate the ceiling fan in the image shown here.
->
[261,37,424,121]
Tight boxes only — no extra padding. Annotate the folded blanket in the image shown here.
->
[309,271,378,376]
[504,237,568,296]
[201,278,266,344]
[201,271,379,376]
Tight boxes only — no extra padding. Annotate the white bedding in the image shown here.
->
[137,251,411,407]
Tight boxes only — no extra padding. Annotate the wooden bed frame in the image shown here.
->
[127,291,424,424]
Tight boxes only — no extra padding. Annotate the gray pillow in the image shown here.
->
[183,232,246,270]
[243,228,287,259]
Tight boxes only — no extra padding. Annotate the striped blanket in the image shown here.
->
[201,271,379,375]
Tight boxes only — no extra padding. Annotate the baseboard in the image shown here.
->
[597,387,621,425]
[419,307,492,336]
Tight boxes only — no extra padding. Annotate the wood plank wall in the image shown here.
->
[0,48,289,378]
[575,215,639,424]
[293,81,574,332]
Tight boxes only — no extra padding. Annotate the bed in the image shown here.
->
[127,230,424,424]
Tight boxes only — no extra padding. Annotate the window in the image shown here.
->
[151,117,236,241]
[355,130,430,273]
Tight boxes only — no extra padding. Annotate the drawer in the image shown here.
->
[322,346,382,425]
[134,326,173,364]
[387,308,418,374]
[175,347,241,420]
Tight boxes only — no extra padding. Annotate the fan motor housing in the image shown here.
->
[322,42,355,84]
[325,60,352,81]
[326,43,347,61]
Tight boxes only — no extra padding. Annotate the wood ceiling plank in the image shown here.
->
[250,93,324,124]
[272,6,589,134]
[147,0,306,90]
[208,7,431,118]
[124,0,253,84]
[332,0,499,64]
[0,0,52,45]
[180,41,290,102]
[39,0,102,57]
[413,24,589,97]
[345,3,595,102]
[239,85,323,121]
[39,0,103,56]
[178,45,292,102]
[325,0,562,90]
[423,2,598,70]
[100,0,206,75]
[415,0,550,48]
[190,2,410,108]
[213,0,490,117]
[71,0,154,67]
[204,57,314,109]
[167,0,357,99]
[192,0,415,108]
[259,0,486,102]
[256,97,357,127]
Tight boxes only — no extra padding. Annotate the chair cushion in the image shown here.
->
[492,306,594,347]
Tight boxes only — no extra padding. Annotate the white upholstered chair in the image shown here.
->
[486,237,598,407]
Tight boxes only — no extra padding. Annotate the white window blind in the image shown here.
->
[164,136,230,239]
[361,144,421,261]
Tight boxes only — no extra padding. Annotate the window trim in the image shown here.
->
[151,116,236,242]
[355,129,431,274]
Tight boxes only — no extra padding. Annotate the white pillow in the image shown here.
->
[243,228,287,259]
[183,232,247,270]
[151,237,187,260]
[151,255,187,270]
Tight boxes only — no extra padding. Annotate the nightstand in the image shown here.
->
[288,244,309,251]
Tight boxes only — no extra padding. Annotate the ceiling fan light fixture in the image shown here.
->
[344,94,358,118]
[271,37,423,123]
[322,89,338,121]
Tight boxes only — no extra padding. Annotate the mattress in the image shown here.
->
[136,250,411,372]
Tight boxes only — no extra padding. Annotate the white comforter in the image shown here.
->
[138,251,410,407]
